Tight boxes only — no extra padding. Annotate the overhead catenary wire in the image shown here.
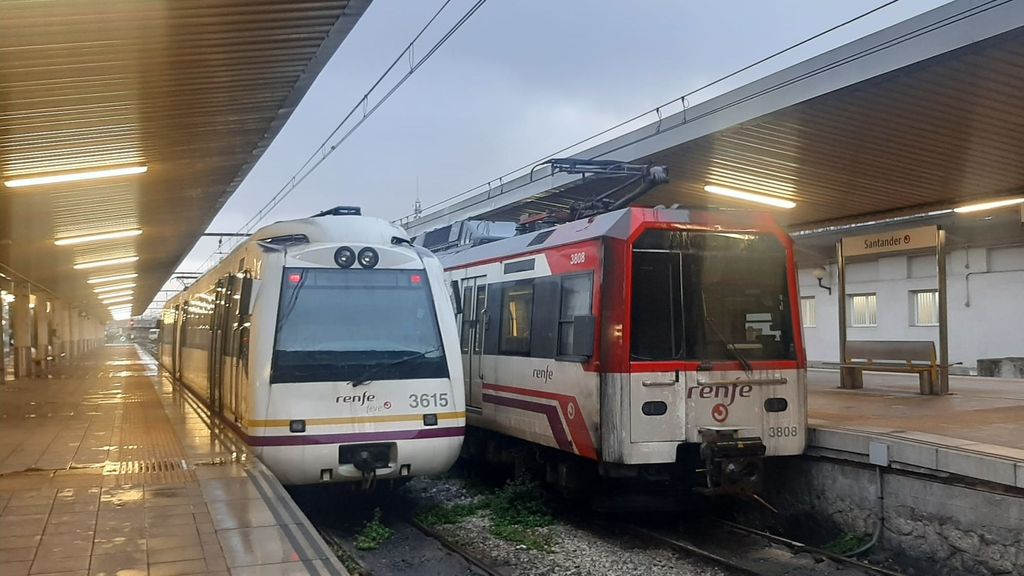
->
[195,0,488,273]
[396,0,908,224]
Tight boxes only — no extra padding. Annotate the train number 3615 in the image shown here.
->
[409,393,449,408]
[767,426,799,438]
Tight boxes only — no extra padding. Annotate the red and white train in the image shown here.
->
[432,206,806,497]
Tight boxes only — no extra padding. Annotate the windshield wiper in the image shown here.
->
[699,292,754,375]
[703,314,754,375]
[350,345,443,387]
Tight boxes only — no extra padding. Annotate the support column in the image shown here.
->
[68,307,79,358]
[936,228,950,395]
[34,294,50,372]
[12,282,32,378]
[58,301,71,361]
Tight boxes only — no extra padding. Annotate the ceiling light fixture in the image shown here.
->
[87,273,138,284]
[73,256,139,270]
[94,283,136,293]
[54,229,142,246]
[101,295,132,304]
[97,290,133,299]
[704,184,797,209]
[953,197,1024,214]
[4,165,148,188]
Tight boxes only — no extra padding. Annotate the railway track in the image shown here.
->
[408,517,506,576]
[307,502,503,576]
[620,519,904,576]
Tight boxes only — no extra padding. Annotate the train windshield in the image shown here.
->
[272,268,448,384]
[630,230,797,363]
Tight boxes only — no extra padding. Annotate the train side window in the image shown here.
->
[499,281,534,355]
[473,285,486,354]
[558,274,593,356]
[460,285,473,353]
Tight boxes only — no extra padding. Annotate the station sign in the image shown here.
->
[842,225,938,257]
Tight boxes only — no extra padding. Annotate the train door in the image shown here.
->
[208,279,228,413]
[230,274,253,424]
[220,275,238,419]
[172,304,181,380]
[460,277,487,409]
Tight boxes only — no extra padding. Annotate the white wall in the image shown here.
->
[798,244,1024,372]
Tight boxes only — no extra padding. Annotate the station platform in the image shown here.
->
[0,345,347,576]
[807,369,1024,489]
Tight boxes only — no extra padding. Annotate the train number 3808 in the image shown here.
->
[409,393,450,408]
[767,426,799,438]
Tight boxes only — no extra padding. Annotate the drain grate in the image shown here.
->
[103,458,186,475]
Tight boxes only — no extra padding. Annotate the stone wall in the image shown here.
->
[742,458,1024,576]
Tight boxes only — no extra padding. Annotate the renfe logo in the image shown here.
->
[533,366,554,384]
[687,382,753,406]
[336,391,376,405]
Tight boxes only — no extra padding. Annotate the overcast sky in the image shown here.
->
[154,0,951,310]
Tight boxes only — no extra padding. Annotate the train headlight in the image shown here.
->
[334,246,356,268]
[357,247,379,268]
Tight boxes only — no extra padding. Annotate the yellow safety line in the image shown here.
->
[248,411,466,428]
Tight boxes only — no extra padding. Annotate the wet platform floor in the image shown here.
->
[0,345,346,576]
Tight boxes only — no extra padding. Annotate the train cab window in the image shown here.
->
[630,230,796,362]
[499,282,534,355]
[558,274,593,356]
[272,268,448,384]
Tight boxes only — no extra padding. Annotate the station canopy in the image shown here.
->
[0,0,371,318]
[405,0,1024,261]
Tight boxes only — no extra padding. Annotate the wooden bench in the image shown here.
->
[840,340,941,395]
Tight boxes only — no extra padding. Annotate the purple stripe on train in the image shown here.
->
[482,393,572,452]
[246,425,464,447]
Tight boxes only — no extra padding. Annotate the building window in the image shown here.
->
[499,282,534,355]
[911,290,939,326]
[558,274,593,356]
[800,297,816,328]
[849,293,877,327]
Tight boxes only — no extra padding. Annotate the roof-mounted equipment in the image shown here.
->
[312,206,362,217]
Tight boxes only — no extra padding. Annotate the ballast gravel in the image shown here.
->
[404,477,733,576]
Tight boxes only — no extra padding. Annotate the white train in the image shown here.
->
[159,207,465,486]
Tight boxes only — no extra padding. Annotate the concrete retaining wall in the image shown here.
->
[749,458,1024,576]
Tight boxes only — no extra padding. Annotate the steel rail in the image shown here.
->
[408,517,505,576]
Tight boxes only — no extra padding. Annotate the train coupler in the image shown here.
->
[695,428,766,496]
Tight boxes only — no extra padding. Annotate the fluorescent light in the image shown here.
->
[94,283,136,293]
[4,165,147,188]
[101,295,132,304]
[73,256,139,270]
[87,273,138,284]
[97,290,133,299]
[54,229,142,246]
[953,197,1024,214]
[704,184,797,209]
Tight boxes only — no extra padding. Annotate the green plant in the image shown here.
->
[354,508,394,551]
[417,501,485,526]
[484,478,555,551]
[822,532,871,555]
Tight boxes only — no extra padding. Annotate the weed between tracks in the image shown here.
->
[418,477,555,552]
[355,508,395,550]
